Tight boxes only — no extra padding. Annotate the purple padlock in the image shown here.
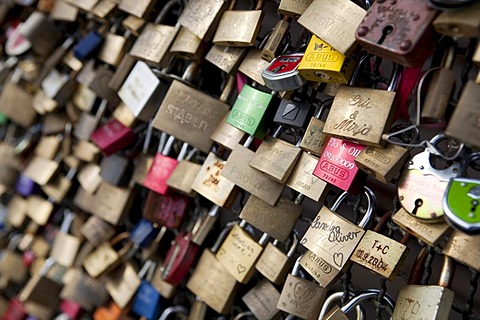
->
[15,175,37,197]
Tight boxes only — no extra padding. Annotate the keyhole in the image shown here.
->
[412,198,423,216]
[378,25,394,45]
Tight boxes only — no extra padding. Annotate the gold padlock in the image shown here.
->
[169,26,207,60]
[205,44,247,74]
[178,0,228,41]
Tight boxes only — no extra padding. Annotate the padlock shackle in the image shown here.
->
[438,255,455,288]
[330,187,376,229]
[313,99,333,119]
[220,75,236,104]
[408,247,428,285]
[387,63,403,92]
[291,254,304,276]
[233,311,254,320]
[157,305,188,320]
[318,292,364,320]
[458,152,480,177]
[60,209,75,233]
[286,230,299,258]
[348,54,374,86]
[154,0,181,24]
[340,289,395,314]
[211,221,239,253]
[177,142,189,161]
[272,125,283,138]
[161,135,176,155]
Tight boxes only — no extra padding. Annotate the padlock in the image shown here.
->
[99,154,130,185]
[317,291,365,320]
[167,147,201,197]
[205,44,247,74]
[397,134,461,222]
[299,35,359,84]
[74,99,107,141]
[445,72,480,150]
[3,298,27,320]
[19,11,61,56]
[108,53,136,92]
[158,306,188,320]
[392,255,455,320]
[131,260,162,320]
[261,16,291,62]
[82,232,132,278]
[421,45,456,123]
[90,0,118,19]
[121,14,146,36]
[16,175,37,198]
[118,60,169,122]
[80,216,115,247]
[300,187,375,287]
[262,53,307,92]
[104,262,141,309]
[93,300,129,320]
[323,289,395,320]
[216,220,270,283]
[76,163,102,194]
[278,0,313,17]
[355,0,438,67]
[323,55,402,147]
[238,46,272,86]
[298,0,366,55]
[443,153,480,233]
[90,118,136,156]
[34,135,61,159]
[88,65,121,104]
[392,207,451,247]
[433,1,480,38]
[222,140,285,206]
[443,230,480,272]
[187,222,240,314]
[313,136,365,193]
[178,0,228,41]
[242,279,281,320]
[19,258,62,311]
[350,211,410,280]
[213,0,265,47]
[152,68,230,153]
[129,218,162,252]
[60,269,109,311]
[190,205,222,246]
[299,100,332,157]
[20,154,60,187]
[276,254,327,320]
[25,195,54,226]
[117,0,157,18]
[129,0,181,67]
[49,210,82,267]
[72,84,97,112]
[162,231,200,285]
[50,0,79,22]
[0,68,36,128]
[97,23,132,67]
[143,189,189,229]
[0,234,28,284]
[40,67,77,107]
[6,195,28,229]
[73,23,109,61]
[227,84,278,138]
[255,231,299,284]
[240,194,302,242]
[63,0,101,12]
[150,264,177,299]
[169,26,207,60]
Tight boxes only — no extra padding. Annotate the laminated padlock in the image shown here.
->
[262,53,307,92]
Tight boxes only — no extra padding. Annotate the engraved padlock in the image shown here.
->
[242,279,281,320]
[278,0,313,17]
[178,0,228,41]
[299,100,332,157]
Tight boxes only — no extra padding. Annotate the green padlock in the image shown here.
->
[0,113,8,125]
[444,152,480,234]
[226,84,278,138]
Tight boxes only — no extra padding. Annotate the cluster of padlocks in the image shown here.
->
[0,0,479,319]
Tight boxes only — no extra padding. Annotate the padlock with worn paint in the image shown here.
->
[143,189,189,229]
[298,0,366,55]
[277,254,327,320]
[213,0,264,47]
[129,1,181,67]
[216,220,270,283]
[300,187,375,287]
[187,222,240,314]
[255,231,299,284]
[49,210,82,267]
[355,0,437,67]
[398,134,461,223]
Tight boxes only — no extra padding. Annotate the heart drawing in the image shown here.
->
[293,281,316,307]
[333,252,344,267]
[237,264,246,274]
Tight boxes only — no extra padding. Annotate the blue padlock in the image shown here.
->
[16,175,37,197]
[73,30,103,61]
[132,260,162,320]
[129,218,160,249]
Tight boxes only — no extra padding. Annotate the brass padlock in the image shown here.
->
[443,230,480,272]
[6,195,28,228]
[205,44,247,74]
[80,216,116,247]
[91,0,118,19]
[221,143,285,206]
[122,15,146,36]
[77,163,103,194]
[213,0,265,47]
[323,56,402,147]
[26,195,54,226]
[22,154,59,186]
[261,16,290,62]
[0,235,28,284]
[242,279,281,320]
[73,99,107,141]
[82,232,132,278]
[169,26,207,60]
[433,1,480,38]
[60,269,109,311]
[178,0,228,41]
[239,195,301,242]
[187,222,239,314]
[63,0,99,11]
[167,152,202,197]
[211,112,246,150]
[278,0,313,17]
[50,0,78,21]
[255,232,299,284]
[129,1,181,67]
[298,0,366,55]
[108,53,137,91]
[97,23,132,67]
[49,210,82,267]
[238,47,271,86]
[104,262,141,309]
[117,0,157,18]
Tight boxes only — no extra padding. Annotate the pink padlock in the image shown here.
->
[313,137,365,194]
[90,119,135,156]
[59,300,83,320]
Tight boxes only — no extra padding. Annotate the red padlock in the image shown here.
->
[90,119,135,156]
[313,137,365,194]
[3,298,26,320]
[143,190,189,229]
[59,300,83,320]
[162,232,199,286]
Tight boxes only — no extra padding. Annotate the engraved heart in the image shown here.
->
[293,281,316,306]
[237,264,246,274]
[333,252,344,267]
[300,238,307,245]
